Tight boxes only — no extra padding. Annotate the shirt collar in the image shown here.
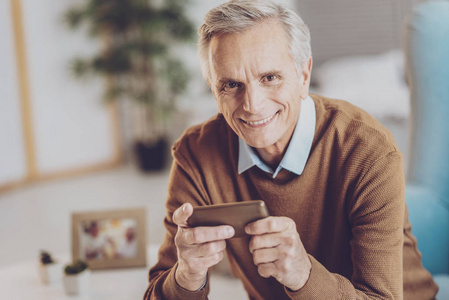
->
[237,95,316,178]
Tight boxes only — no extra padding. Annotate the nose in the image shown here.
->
[242,84,265,114]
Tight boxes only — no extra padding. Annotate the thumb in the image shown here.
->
[172,203,193,228]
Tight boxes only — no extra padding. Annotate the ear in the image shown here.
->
[299,56,313,100]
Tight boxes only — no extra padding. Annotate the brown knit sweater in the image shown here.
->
[144,94,438,299]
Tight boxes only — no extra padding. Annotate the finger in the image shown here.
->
[248,233,281,254]
[245,216,294,235]
[257,262,277,279]
[192,240,227,257]
[182,250,226,271]
[173,203,193,227]
[252,247,279,265]
[181,225,234,245]
[202,251,226,269]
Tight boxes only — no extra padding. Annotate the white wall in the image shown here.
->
[0,0,119,188]
[294,0,425,65]
[0,0,27,184]
[21,0,116,174]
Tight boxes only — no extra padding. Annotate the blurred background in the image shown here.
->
[0,0,428,298]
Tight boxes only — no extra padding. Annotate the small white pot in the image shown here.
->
[63,269,91,295]
[38,262,62,285]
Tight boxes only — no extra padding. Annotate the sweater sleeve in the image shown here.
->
[286,151,405,299]
[143,150,212,300]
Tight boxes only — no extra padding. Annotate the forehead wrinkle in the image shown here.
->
[209,20,291,83]
[214,49,280,82]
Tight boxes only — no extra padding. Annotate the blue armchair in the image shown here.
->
[403,1,449,298]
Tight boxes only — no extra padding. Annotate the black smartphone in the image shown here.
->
[188,201,270,238]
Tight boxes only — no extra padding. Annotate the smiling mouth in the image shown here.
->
[242,111,279,126]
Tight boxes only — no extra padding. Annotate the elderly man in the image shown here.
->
[144,0,438,299]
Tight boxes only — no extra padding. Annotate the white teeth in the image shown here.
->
[246,113,276,125]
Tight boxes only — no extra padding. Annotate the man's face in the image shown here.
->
[208,20,311,158]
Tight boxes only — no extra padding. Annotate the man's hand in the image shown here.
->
[245,216,311,291]
[173,203,235,291]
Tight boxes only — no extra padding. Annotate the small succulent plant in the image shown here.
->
[40,250,55,265]
[64,260,89,275]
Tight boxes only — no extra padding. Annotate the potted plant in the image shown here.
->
[64,0,195,171]
[38,250,62,285]
[63,260,90,295]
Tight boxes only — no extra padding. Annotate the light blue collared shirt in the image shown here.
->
[237,96,316,178]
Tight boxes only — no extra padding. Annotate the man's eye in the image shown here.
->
[223,82,241,91]
[261,74,281,85]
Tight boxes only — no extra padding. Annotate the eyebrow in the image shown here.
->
[217,77,236,85]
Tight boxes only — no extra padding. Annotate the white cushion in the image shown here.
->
[312,50,410,121]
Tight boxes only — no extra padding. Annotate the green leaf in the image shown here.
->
[64,0,196,115]
[64,9,86,29]
[40,250,54,265]
[64,260,88,275]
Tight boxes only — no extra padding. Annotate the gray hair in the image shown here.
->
[198,0,312,80]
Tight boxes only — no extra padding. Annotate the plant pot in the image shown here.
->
[63,269,91,295]
[38,262,62,285]
[134,138,168,172]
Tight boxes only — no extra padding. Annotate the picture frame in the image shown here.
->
[71,208,147,269]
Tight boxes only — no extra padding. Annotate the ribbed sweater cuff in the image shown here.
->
[162,262,209,300]
[285,255,342,299]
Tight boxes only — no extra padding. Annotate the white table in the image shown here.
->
[0,244,247,300]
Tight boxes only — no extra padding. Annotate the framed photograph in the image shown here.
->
[71,208,147,269]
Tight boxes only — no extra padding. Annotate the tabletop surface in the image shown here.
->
[0,244,247,300]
